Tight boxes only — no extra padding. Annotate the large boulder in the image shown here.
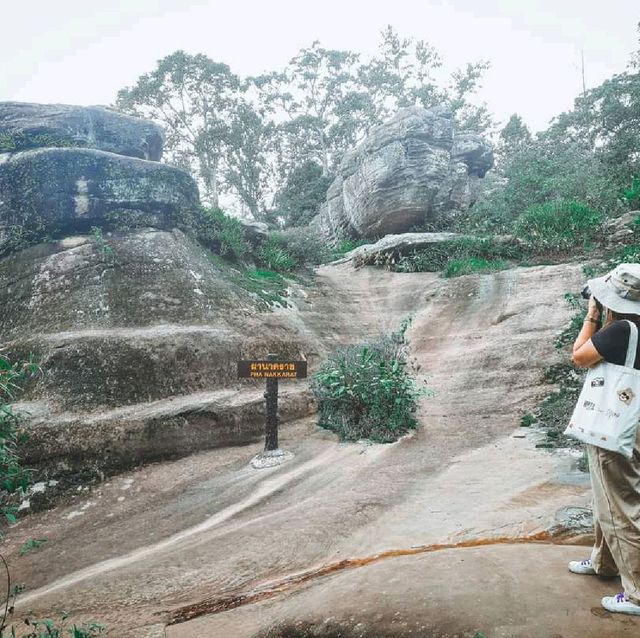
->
[314,107,494,240]
[0,102,164,160]
[0,101,319,478]
[0,148,199,253]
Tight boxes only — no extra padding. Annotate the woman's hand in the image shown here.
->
[572,295,604,367]
[587,295,601,320]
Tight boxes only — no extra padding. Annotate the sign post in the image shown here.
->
[264,353,279,452]
[237,354,308,468]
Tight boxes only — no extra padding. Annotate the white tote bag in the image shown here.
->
[565,320,640,458]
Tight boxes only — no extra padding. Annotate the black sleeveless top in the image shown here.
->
[591,320,640,369]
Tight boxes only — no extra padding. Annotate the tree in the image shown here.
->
[468,135,619,233]
[252,42,369,177]
[545,26,640,187]
[447,60,493,132]
[358,26,492,132]
[357,26,444,122]
[223,101,275,219]
[272,160,333,226]
[547,73,640,187]
[116,51,240,207]
[497,114,532,163]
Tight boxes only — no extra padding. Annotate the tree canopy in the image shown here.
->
[115,27,491,223]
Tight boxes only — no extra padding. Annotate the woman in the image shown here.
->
[570,263,640,616]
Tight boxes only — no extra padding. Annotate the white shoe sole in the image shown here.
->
[602,596,640,615]
[568,562,596,575]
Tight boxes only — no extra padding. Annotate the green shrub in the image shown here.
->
[615,243,640,264]
[469,137,620,233]
[513,200,602,252]
[257,236,297,272]
[442,257,508,278]
[623,176,640,209]
[270,227,331,266]
[1,614,105,637]
[0,354,39,525]
[312,322,430,443]
[271,160,333,227]
[196,206,250,262]
[393,237,522,274]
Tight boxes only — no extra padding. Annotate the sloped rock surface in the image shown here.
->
[314,107,493,239]
[0,101,164,160]
[2,229,315,411]
[0,102,318,476]
[2,229,319,474]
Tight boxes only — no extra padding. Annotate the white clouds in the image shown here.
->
[2,0,637,132]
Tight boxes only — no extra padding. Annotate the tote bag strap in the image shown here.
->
[624,320,639,368]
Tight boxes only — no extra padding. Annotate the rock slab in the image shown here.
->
[0,148,199,253]
[0,101,164,160]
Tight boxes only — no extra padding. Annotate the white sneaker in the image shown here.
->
[568,559,596,575]
[602,592,640,615]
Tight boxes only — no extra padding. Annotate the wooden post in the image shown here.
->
[264,353,279,451]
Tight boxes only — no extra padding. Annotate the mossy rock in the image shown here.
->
[0,147,199,253]
[0,101,164,159]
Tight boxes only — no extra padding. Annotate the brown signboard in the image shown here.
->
[238,360,308,379]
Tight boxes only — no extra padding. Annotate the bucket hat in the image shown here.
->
[588,263,640,315]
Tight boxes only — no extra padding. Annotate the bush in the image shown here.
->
[270,227,332,266]
[1,614,105,637]
[442,257,508,278]
[196,206,250,262]
[623,177,640,209]
[272,160,333,227]
[256,236,297,272]
[469,138,620,234]
[513,200,602,252]
[0,354,38,526]
[393,237,522,274]
[312,321,429,443]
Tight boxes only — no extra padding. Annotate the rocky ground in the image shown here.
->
[3,260,633,637]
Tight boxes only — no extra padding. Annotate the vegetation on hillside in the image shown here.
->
[114,24,640,277]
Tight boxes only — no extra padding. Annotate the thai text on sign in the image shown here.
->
[237,360,308,379]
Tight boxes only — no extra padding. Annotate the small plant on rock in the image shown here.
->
[196,206,250,262]
[257,236,297,273]
[312,319,430,443]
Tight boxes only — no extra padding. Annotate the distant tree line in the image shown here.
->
[115,26,491,225]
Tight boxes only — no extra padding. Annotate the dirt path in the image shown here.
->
[4,261,624,637]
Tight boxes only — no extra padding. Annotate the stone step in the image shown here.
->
[8,322,310,412]
[15,385,316,476]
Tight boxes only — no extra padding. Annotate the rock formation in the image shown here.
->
[0,102,316,477]
[312,107,493,240]
[0,148,199,254]
[0,102,164,159]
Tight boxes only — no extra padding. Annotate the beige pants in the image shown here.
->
[588,437,640,603]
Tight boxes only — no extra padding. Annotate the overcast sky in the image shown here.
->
[2,0,638,132]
